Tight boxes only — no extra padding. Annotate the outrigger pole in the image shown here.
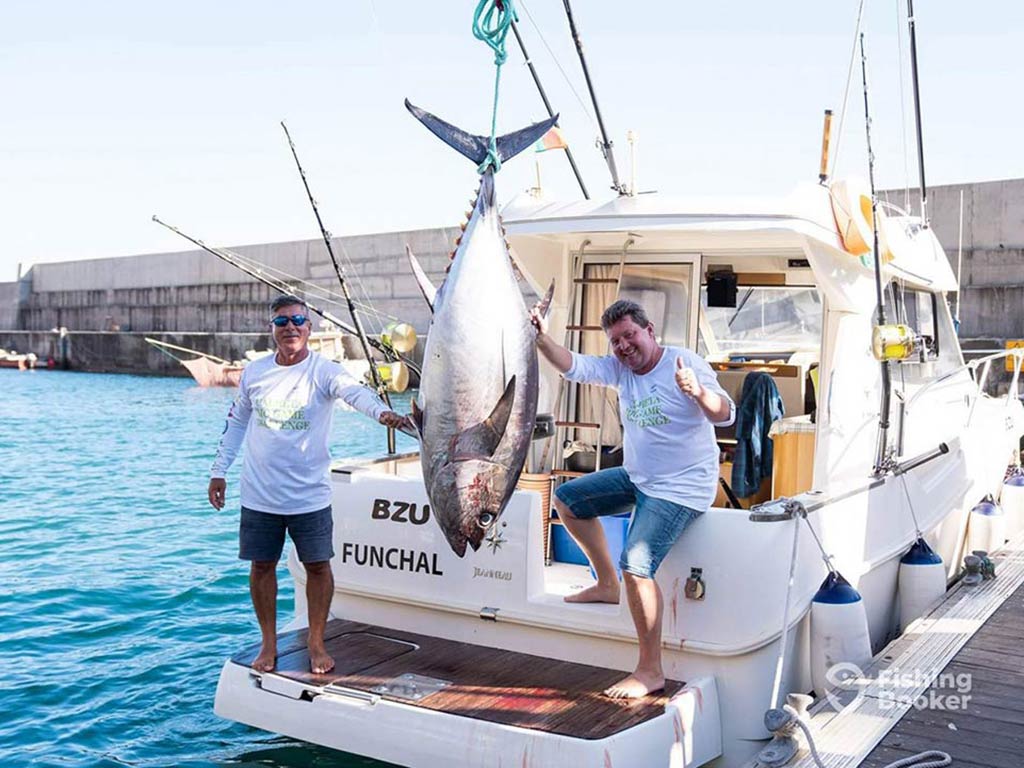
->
[859,34,894,476]
[280,121,397,454]
[509,20,590,199]
[906,0,929,227]
[560,0,626,195]
[150,216,420,378]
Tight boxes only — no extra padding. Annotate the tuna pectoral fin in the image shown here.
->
[536,279,555,320]
[451,376,517,460]
[406,245,437,312]
[411,399,425,437]
[405,100,558,166]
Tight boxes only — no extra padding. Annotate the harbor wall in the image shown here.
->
[893,178,1024,341]
[2,178,1023,374]
[14,226,460,337]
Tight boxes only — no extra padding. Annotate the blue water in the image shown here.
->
[0,370,418,768]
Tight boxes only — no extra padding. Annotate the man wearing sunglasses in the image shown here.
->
[208,295,410,675]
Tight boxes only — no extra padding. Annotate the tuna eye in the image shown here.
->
[478,512,495,529]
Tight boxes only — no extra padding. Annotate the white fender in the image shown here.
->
[810,571,873,696]
[966,497,1006,555]
[999,472,1024,539]
[897,538,946,632]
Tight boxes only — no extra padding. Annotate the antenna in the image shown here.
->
[818,110,833,183]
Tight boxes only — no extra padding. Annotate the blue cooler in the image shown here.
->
[551,511,632,579]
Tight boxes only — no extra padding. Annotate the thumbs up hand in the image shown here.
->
[675,356,703,399]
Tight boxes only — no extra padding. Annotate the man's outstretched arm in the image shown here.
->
[530,302,572,373]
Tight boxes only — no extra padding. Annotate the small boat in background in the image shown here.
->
[0,349,39,370]
[144,334,403,390]
[145,338,254,387]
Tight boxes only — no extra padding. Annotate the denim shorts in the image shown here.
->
[239,505,334,564]
[554,467,701,579]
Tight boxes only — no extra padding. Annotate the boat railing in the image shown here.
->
[905,348,1024,427]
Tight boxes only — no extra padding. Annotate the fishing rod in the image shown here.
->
[906,0,929,227]
[151,216,420,378]
[560,0,626,195]
[280,121,397,453]
[510,19,590,199]
[859,34,893,476]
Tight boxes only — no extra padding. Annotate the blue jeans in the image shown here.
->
[554,467,701,579]
[239,505,334,563]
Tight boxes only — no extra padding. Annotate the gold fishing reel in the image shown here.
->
[871,324,918,362]
[381,322,418,354]
[371,361,410,393]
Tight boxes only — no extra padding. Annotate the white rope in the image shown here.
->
[768,515,802,709]
[802,514,836,573]
[829,0,868,179]
[797,714,951,768]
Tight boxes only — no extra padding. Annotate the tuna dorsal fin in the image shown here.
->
[405,245,437,312]
[405,100,558,167]
[450,376,516,460]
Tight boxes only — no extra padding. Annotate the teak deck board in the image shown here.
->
[232,619,683,740]
[860,579,1024,768]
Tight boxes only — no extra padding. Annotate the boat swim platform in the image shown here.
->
[228,618,684,740]
[744,529,1024,768]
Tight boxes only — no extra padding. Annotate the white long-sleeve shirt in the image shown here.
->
[210,351,388,514]
[565,346,734,511]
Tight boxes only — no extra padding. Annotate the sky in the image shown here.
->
[2,1,1022,282]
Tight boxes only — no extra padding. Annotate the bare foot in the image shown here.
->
[565,583,620,604]
[309,647,335,675]
[251,644,276,673]
[603,669,665,699]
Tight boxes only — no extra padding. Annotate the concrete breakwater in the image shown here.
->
[2,179,1024,377]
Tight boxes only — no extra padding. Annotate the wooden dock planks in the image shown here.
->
[744,529,1024,768]
[860,579,1024,768]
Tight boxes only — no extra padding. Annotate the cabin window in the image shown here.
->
[883,284,939,360]
[698,286,822,359]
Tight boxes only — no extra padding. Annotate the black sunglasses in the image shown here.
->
[271,314,309,328]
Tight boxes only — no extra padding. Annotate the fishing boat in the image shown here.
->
[212,5,1024,767]
[212,182,1024,767]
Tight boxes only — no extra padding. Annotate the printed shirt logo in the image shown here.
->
[625,393,670,428]
[253,397,310,431]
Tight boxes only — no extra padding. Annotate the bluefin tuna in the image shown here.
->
[405,100,556,557]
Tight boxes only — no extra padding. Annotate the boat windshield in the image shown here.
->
[699,286,822,357]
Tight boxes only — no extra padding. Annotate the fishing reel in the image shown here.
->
[871,324,934,363]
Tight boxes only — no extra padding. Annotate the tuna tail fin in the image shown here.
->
[405,100,558,167]
[451,376,516,460]
[406,245,437,313]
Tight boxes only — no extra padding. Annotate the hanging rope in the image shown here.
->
[472,0,517,173]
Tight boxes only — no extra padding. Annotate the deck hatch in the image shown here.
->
[370,672,451,701]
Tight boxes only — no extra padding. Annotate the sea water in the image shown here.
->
[0,369,415,767]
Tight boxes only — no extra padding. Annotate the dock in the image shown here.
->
[746,529,1024,768]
